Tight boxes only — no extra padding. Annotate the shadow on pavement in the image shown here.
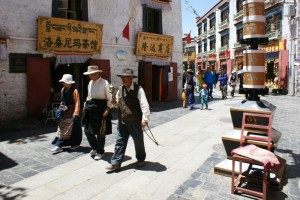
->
[0,152,18,171]
[150,100,183,112]
[107,161,167,174]
[0,185,27,200]
[276,148,300,179]
[0,125,56,144]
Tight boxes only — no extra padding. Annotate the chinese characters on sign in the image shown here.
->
[136,32,173,57]
[37,16,103,53]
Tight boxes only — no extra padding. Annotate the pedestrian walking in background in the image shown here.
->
[214,69,219,90]
[218,70,229,99]
[196,69,204,92]
[204,66,215,99]
[82,65,112,160]
[106,68,150,171]
[229,70,237,97]
[237,63,244,90]
[198,84,208,110]
[51,74,82,154]
[185,68,196,110]
[182,88,187,108]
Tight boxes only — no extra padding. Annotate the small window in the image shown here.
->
[210,19,215,29]
[221,35,229,47]
[237,29,243,41]
[221,9,229,22]
[210,41,215,50]
[143,5,162,34]
[237,0,243,12]
[52,0,88,21]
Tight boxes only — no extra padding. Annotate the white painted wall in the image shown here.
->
[0,0,182,123]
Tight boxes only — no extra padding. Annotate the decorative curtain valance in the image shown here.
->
[55,53,91,67]
[144,55,170,66]
[141,0,172,10]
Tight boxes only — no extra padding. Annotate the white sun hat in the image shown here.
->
[59,74,75,84]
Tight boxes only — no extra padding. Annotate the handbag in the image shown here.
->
[55,108,64,120]
[186,84,193,92]
[54,105,68,120]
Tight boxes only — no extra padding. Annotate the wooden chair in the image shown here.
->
[231,112,277,200]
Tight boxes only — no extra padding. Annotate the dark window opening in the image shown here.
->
[221,9,229,22]
[52,0,88,21]
[237,0,243,12]
[210,40,215,50]
[143,5,162,34]
[237,29,243,42]
[221,35,229,47]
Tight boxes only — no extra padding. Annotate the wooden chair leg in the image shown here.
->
[231,157,236,194]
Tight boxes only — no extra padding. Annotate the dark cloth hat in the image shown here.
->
[117,68,137,78]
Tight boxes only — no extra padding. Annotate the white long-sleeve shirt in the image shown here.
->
[115,82,150,123]
[86,77,112,108]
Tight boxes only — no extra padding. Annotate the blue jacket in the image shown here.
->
[204,71,215,85]
[218,73,228,86]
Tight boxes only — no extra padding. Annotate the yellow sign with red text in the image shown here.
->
[136,32,173,57]
[37,16,103,53]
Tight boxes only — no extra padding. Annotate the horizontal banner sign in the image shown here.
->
[136,32,173,57]
[37,16,103,53]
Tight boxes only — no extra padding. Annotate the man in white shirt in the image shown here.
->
[106,68,150,171]
[82,65,112,160]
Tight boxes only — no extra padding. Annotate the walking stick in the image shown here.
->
[142,125,159,146]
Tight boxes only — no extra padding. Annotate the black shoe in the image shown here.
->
[136,161,145,167]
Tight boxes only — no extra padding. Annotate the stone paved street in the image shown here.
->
[0,90,299,200]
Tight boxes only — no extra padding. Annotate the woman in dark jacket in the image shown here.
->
[51,74,82,153]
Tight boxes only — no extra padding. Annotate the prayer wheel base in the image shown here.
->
[239,88,269,101]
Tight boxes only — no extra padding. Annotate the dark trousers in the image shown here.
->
[207,83,213,97]
[85,125,105,154]
[110,122,146,166]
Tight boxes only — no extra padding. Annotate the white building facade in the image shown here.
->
[195,0,299,96]
[0,0,182,124]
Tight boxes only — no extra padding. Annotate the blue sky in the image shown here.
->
[181,0,220,37]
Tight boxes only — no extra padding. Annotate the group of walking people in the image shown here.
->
[50,66,150,171]
[182,66,237,109]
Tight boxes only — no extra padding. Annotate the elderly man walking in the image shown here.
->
[106,68,150,171]
[82,65,113,160]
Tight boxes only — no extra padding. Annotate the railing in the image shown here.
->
[234,42,242,48]
[234,10,243,21]
[196,35,202,41]
[265,20,281,40]
[267,30,280,40]
[265,0,284,8]
[219,45,228,52]
[207,49,216,55]
[207,27,215,36]
[219,19,229,30]
[200,31,207,39]
[266,20,281,32]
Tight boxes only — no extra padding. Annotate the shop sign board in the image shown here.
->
[37,16,103,53]
[136,32,173,57]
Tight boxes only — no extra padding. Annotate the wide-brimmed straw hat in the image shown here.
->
[83,65,103,75]
[59,74,75,84]
[117,68,137,78]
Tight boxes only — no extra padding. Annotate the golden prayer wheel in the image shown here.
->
[243,50,265,89]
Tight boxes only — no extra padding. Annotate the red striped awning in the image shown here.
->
[140,0,172,10]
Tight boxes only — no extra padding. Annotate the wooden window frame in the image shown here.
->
[142,5,162,34]
[52,0,88,21]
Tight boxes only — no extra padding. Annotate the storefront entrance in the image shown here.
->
[26,58,110,116]
[138,61,177,104]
